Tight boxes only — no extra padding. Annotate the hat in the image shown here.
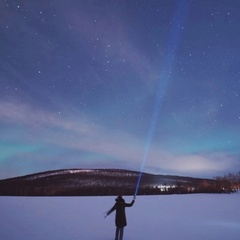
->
[115,195,124,202]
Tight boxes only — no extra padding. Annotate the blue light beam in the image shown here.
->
[134,1,189,197]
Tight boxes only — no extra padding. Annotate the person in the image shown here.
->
[105,195,135,240]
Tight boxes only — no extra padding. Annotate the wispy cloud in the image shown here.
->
[0,100,143,160]
[66,6,160,89]
[1,100,237,178]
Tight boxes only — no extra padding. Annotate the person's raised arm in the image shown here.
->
[125,197,135,207]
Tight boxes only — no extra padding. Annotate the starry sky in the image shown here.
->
[1,0,240,179]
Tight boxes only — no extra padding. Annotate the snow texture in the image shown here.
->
[0,194,240,240]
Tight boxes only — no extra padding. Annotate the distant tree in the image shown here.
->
[199,180,209,191]
[215,175,232,193]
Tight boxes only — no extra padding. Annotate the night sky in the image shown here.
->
[1,0,240,179]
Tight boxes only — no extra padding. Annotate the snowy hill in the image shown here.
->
[0,168,217,196]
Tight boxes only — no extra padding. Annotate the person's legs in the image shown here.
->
[115,227,120,240]
[119,227,124,240]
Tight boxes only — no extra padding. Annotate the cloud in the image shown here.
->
[0,100,143,160]
[66,6,160,90]
[0,100,238,178]
[146,150,240,178]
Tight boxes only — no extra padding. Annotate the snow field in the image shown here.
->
[0,194,240,240]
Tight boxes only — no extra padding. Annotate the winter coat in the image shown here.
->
[107,197,135,227]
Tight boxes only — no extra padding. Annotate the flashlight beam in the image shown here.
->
[134,1,189,197]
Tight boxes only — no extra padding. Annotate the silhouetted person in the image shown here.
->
[105,195,135,240]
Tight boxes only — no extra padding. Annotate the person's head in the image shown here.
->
[115,195,124,202]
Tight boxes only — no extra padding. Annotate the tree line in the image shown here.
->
[214,171,240,193]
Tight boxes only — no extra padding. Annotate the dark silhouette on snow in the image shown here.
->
[105,195,135,240]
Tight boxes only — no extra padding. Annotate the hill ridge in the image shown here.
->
[0,168,219,196]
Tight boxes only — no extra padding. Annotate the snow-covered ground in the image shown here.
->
[1,194,240,240]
